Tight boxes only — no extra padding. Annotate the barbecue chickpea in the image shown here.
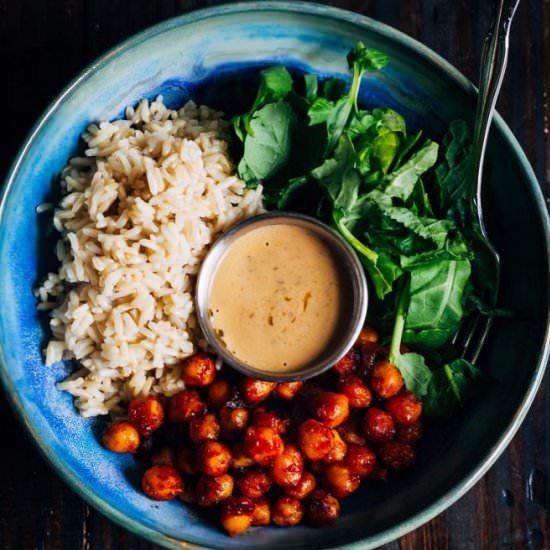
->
[345,445,376,477]
[141,466,183,501]
[323,429,347,464]
[285,471,317,500]
[357,326,379,345]
[270,443,304,488]
[189,414,220,445]
[333,348,359,375]
[208,379,232,409]
[235,468,272,498]
[272,496,304,526]
[196,474,234,506]
[386,390,422,424]
[168,389,206,424]
[230,441,255,469]
[243,426,284,466]
[102,421,140,453]
[176,448,198,475]
[219,405,249,440]
[240,378,277,404]
[196,441,232,476]
[181,353,216,387]
[369,360,404,399]
[397,421,423,443]
[274,381,304,400]
[252,497,271,526]
[309,392,349,428]
[297,419,331,461]
[151,446,176,467]
[378,441,415,471]
[306,490,340,527]
[323,463,360,498]
[128,395,165,436]
[363,408,396,443]
[336,376,372,408]
[337,418,367,446]
[252,408,289,434]
[220,496,255,537]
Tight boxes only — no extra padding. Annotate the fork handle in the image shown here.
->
[470,0,521,228]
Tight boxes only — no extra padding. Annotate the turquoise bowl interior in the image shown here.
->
[1,2,549,549]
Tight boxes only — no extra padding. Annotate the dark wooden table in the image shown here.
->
[0,1,548,548]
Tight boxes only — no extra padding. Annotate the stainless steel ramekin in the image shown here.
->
[195,212,368,381]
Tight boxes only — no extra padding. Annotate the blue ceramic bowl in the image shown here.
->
[1,2,549,549]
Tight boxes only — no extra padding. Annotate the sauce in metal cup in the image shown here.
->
[195,212,368,381]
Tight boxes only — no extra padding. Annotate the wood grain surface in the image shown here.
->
[0,1,548,549]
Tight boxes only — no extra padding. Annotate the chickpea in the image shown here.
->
[235,468,272,498]
[208,379,232,409]
[285,471,317,500]
[333,347,359,375]
[357,325,379,345]
[397,421,423,443]
[252,497,271,526]
[181,352,216,387]
[272,495,304,526]
[309,391,349,428]
[386,390,422,425]
[270,443,304,488]
[141,465,183,501]
[150,446,176,467]
[168,389,206,424]
[297,419,331,461]
[102,421,140,453]
[189,413,220,445]
[323,429,347,464]
[357,340,384,378]
[240,378,277,404]
[220,496,255,537]
[345,445,376,477]
[363,408,396,443]
[196,474,234,506]
[322,463,360,498]
[243,426,284,466]
[251,408,289,434]
[306,489,340,527]
[196,441,232,476]
[219,405,249,440]
[336,376,372,408]
[176,447,198,475]
[274,381,304,400]
[230,441,255,469]
[369,360,404,399]
[128,395,165,436]
[378,441,415,471]
[337,418,367,446]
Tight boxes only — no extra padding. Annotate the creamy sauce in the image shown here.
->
[208,224,349,373]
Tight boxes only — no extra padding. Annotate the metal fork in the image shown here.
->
[453,0,521,363]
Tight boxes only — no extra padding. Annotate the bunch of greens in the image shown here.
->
[233,43,488,420]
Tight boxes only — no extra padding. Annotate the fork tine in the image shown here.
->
[464,316,493,364]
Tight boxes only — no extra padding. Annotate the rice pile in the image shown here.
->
[36,97,263,417]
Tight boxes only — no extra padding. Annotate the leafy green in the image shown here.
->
[232,42,493,422]
[237,102,296,184]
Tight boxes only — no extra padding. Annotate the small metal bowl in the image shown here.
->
[195,212,368,381]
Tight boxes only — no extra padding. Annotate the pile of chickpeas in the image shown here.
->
[102,327,422,536]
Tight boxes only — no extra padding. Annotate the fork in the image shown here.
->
[453,0,521,363]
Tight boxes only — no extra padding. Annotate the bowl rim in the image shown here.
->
[0,2,549,549]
